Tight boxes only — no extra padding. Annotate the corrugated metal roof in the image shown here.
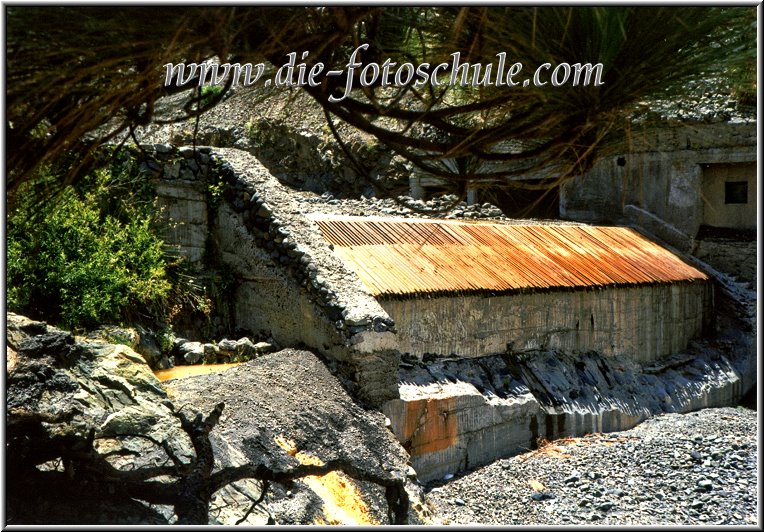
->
[312,215,708,298]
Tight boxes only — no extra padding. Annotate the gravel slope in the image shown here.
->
[427,407,758,526]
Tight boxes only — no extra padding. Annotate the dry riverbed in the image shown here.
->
[426,406,758,526]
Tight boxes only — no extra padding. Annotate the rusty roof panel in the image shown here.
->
[312,216,709,298]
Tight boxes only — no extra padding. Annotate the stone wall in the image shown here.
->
[131,144,400,406]
[560,122,757,252]
[380,281,713,365]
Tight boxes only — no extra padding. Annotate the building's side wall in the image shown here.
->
[380,282,712,364]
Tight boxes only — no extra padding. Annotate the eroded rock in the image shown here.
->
[5,313,429,525]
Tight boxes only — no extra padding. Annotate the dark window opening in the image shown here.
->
[725,181,748,204]
[487,182,560,219]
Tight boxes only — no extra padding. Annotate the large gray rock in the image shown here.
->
[6,314,192,524]
[177,341,204,365]
[234,337,256,359]
[5,314,429,525]
[166,349,431,525]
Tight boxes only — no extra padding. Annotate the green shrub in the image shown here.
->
[6,163,197,331]
[155,325,177,354]
[200,85,223,107]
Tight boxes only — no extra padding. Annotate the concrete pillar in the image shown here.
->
[409,173,425,200]
[466,187,478,206]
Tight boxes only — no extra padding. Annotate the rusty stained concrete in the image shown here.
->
[383,380,545,482]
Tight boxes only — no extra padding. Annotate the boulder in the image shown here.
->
[6,314,193,524]
[86,324,140,349]
[134,325,163,368]
[177,341,204,365]
[254,341,275,355]
[217,338,237,352]
[234,337,256,359]
[6,314,272,525]
[166,349,430,525]
[203,343,219,363]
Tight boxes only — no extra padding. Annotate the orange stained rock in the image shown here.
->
[274,435,377,525]
[7,346,17,373]
[401,397,460,456]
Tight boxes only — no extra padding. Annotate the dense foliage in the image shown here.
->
[6,163,198,330]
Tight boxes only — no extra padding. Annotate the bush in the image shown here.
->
[200,85,223,107]
[7,163,197,331]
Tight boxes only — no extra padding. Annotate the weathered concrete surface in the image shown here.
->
[381,281,712,364]
[383,376,544,482]
[214,201,344,352]
[560,122,757,249]
[155,179,209,264]
[382,267,755,483]
[699,162,756,230]
[623,204,696,252]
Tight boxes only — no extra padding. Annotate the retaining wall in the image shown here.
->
[380,282,713,364]
[382,288,755,483]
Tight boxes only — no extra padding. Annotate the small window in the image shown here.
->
[725,181,748,204]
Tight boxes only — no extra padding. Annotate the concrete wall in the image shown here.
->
[151,147,213,266]
[383,310,755,483]
[380,282,712,364]
[560,122,757,250]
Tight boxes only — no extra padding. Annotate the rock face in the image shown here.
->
[164,349,430,525]
[6,313,428,525]
[6,313,197,524]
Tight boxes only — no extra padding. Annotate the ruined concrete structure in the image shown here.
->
[136,143,753,483]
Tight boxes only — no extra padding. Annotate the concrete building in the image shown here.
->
[140,144,750,482]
